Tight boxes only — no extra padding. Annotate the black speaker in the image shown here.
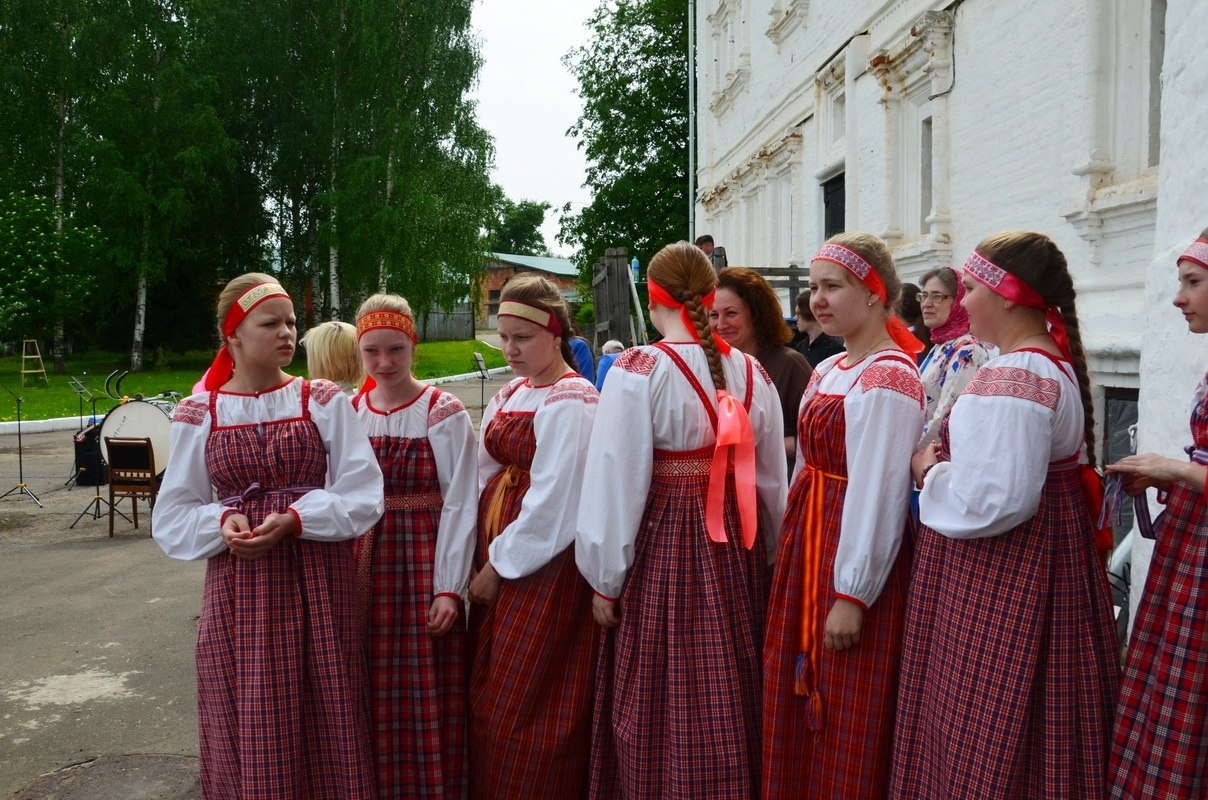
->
[73,424,108,486]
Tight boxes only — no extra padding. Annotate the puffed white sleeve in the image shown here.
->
[489,387,598,579]
[748,363,788,564]
[289,389,384,541]
[833,366,923,607]
[152,397,227,561]
[430,399,478,599]
[919,384,1052,539]
[576,364,655,599]
[477,391,504,494]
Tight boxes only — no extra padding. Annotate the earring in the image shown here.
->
[867,297,875,307]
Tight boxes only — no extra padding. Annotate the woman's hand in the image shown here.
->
[427,596,460,637]
[1108,453,1200,495]
[592,594,621,628]
[824,598,864,651]
[469,562,501,607]
[223,511,293,561]
[911,442,939,488]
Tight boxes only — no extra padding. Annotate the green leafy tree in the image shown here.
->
[0,191,100,342]
[485,188,553,256]
[561,0,689,275]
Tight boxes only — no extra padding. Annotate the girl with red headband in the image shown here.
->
[893,232,1118,799]
[152,272,385,799]
[1108,229,1208,799]
[350,293,476,799]
[576,241,787,799]
[467,274,599,799]
[762,232,924,800]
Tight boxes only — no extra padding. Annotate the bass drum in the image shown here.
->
[99,400,173,474]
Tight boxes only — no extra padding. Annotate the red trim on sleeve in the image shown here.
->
[593,589,618,602]
[285,507,303,538]
[835,592,869,612]
[434,592,462,602]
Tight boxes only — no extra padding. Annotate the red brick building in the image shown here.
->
[479,252,579,328]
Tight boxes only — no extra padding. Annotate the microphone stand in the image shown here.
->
[0,383,43,507]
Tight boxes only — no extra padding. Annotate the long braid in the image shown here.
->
[1056,295,1097,469]
[683,292,727,393]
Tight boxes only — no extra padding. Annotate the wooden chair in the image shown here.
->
[105,436,159,537]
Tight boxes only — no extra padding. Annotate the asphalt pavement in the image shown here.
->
[0,373,512,798]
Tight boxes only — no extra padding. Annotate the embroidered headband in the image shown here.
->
[356,309,418,345]
[810,242,922,355]
[962,250,1072,361]
[497,300,563,336]
[1179,238,1208,271]
[204,281,292,391]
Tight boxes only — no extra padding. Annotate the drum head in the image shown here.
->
[100,401,172,472]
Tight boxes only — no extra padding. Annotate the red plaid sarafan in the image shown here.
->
[891,412,1119,800]
[468,410,596,800]
[1109,373,1208,799]
[762,390,912,800]
[198,380,374,799]
[354,412,468,799]
[590,443,769,800]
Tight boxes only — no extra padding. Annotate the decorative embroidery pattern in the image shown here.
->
[963,366,1061,410]
[962,251,1007,289]
[616,348,658,376]
[651,450,711,477]
[428,389,466,427]
[1180,239,1208,270]
[545,379,600,406]
[310,379,342,406]
[860,362,925,407]
[754,359,774,385]
[814,243,873,280]
[172,397,207,426]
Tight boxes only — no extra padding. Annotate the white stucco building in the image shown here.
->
[695,0,1205,612]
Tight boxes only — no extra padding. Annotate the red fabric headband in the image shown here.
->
[811,243,923,355]
[962,250,1072,361]
[647,279,731,355]
[204,282,291,391]
[1179,238,1208,271]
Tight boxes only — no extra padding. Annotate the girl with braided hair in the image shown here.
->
[763,233,924,800]
[892,231,1118,799]
[576,241,787,799]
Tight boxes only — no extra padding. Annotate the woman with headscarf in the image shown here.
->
[915,267,993,450]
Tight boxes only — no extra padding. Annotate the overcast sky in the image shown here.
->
[470,0,596,257]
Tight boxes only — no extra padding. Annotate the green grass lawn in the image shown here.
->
[0,339,505,422]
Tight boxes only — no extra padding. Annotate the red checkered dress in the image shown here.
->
[891,415,1119,799]
[762,383,912,800]
[198,381,375,799]
[1109,373,1208,799]
[589,349,767,800]
[353,392,468,800]
[468,409,596,800]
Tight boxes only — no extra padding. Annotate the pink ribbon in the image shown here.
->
[705,389,757,550]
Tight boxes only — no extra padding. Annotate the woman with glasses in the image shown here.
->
[914,268,993,449]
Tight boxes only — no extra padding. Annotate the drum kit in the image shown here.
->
[67,370,180,528]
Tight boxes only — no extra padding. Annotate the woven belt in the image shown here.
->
[651,450,711,478]
[385,491,443,511]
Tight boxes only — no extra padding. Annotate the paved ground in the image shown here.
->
[0,374,511,798]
